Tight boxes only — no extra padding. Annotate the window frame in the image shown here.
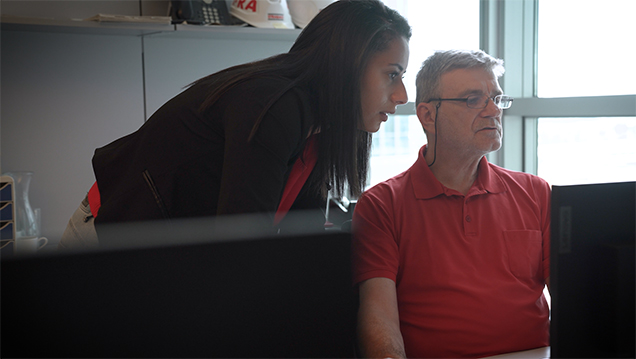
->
[482,0,636,174]
[393,0,636,176]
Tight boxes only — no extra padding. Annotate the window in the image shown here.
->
[370,115,426,186]
[537,0,636,98]
[491,0,635,186]
[381,0,480,100]
[537,117,636,185]
[369,0,636,189]
[533,0,636,185]
[369,0,480,187]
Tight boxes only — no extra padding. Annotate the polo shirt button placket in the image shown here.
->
[464,203,477,236]
[464,213,477,236]
[463,197,477,235]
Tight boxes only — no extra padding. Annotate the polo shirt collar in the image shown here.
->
[411,145,507,200]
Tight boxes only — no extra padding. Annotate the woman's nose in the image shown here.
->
[393,81,408,105]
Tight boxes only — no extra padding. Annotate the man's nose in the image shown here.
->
[483,96,502,114]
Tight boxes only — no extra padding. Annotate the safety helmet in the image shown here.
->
[230,0,295,29]
[286,0,335,29]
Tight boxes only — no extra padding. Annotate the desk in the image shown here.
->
[484,346,550,359]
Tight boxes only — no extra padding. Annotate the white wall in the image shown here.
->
[1,18,295,243]
[1,30,146,244]
[142,35,293,117]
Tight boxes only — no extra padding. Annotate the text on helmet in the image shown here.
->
[233,0,257,12]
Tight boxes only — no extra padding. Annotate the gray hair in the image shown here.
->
[415,50,505,105]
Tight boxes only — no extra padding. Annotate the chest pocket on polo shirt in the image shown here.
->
[503,230,542,279]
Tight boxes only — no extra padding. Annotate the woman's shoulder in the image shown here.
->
[203,76,309,111]
[223,76,299,93]
[238,76,315,122]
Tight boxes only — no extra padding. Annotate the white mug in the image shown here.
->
[14,236,48,256]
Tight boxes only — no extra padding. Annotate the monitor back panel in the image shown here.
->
[550,181,635,358]
[1,229,357,358]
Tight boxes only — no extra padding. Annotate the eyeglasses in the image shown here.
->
[428,94,514,109]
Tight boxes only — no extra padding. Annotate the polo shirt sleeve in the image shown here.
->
[352,185,400,285]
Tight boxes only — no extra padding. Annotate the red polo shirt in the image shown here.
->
[352,145,551,358]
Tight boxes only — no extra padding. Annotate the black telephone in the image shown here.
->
[171,0,232,25]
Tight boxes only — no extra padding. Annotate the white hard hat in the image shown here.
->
[230,0,295,29]
[287,0,335,28]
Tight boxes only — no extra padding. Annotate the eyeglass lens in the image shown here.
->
[496,95,513,109]
[467,95,512,109]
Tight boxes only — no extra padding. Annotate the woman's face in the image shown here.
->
[359,36,410,133]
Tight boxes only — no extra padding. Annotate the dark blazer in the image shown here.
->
[92,76,324,233]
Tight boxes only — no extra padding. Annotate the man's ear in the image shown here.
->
[416,102,436,134]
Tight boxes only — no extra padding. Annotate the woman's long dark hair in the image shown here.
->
[192,0,411,198]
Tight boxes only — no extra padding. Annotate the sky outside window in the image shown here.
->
[537,0,636,97]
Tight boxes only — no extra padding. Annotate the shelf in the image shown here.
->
[1,15,301,41]
[1,15,173,36]
[170,24,301,41]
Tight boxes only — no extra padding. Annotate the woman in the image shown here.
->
[59,0,411,248]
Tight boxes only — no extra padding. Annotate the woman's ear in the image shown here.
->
[416,102,436,134]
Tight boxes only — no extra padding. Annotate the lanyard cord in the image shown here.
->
[428,101,441,167]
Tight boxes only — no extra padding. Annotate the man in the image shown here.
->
[352,50,551,358]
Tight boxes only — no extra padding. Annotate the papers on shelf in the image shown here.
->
[84,14,172,25]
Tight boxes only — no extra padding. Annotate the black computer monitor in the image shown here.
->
[550,181,635,358]
[1,212,357,358]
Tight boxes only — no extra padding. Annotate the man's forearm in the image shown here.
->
[357,277,406,358]
[357,314,406,358]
